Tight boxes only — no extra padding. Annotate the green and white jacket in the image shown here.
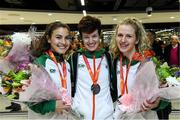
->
[69,48,117,119]
[28,52,71,119]
[113,57,171,119]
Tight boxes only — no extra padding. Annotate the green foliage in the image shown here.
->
[0,39,4,45]
[8,70,29,83]
[152,56,180,82]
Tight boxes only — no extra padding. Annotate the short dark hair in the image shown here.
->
[78,16,101,37]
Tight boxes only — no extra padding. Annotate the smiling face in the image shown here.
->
[116,24,137,59]
[82,29,100,51]
[48,27,71,54]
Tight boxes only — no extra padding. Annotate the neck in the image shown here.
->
[123,48,136,61]
[48,49,64,62]
[81,48,105,58]
[85,47,101,52]
[172,44,177,48]
[50,49,62,56]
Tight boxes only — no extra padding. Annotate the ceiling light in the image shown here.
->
[55,20,60,21]
[113,18,117,21]
[170,16,175,19]
[80,0,85,6]
[48,13,52,16]
[83,10,87,16]
[31,22,36,25]
[20,17,24,20]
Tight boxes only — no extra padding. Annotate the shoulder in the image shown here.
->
[68,51,79,61]
[166,44,172,49]
[104,51,114,60]
[137,59,155,72]
[34,54,50,67]
[137,57,154,67]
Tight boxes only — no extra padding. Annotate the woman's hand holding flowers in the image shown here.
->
[56,99,71,114]
[140,97,160,112]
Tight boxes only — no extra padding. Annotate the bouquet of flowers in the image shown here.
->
[0,33,32,99]
[114,59,180,119]
[17,63,71,105]
[152,56,180,86]
[0,33,71,106]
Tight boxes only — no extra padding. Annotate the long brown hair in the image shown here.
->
[30,21,70,57]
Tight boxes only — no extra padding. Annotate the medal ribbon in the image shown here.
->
[82,55,104,120]
[119,50,155,96]
[46,50,67,89]
[83,55,104,85]
[120,54,131,96]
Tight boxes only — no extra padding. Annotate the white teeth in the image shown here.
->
[57,45,66,48]
[58,46,66,49]
[120,44,128,47]
[88,43,95,47]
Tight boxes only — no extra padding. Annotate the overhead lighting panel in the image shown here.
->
[83,10,87,16]
[80,0,85,6]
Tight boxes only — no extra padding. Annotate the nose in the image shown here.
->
[88,37,94,43]
[61,38,66,44]
[121,36,126,42]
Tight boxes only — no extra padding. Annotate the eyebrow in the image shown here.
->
[55,34,63,36]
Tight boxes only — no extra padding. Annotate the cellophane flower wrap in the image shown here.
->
[0,33,71,106]
[18,64,71,105]
[114,60,180,119]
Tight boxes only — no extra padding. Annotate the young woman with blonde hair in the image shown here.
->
[110,18,169,119]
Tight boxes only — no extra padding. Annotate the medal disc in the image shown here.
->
[91,84,100,95]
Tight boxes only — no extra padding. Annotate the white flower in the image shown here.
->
[160,62,169,69]
[166,76,180,86]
